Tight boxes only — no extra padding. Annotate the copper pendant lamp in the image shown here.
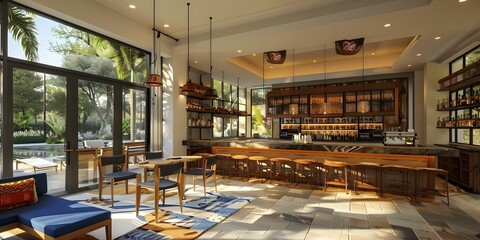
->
[145,0,162,87]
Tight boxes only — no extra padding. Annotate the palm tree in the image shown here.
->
[3,5,39,61]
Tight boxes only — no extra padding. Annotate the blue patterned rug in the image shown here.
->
[115,193,253,240]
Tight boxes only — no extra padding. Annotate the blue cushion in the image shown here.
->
[184,168,214,176]
[17,195,110,238]
[104,171,137,181]
[139,178,177,190]
[0,173,47,196]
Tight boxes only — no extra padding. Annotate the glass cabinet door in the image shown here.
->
[345,92,356,113]
[371,90,381,112]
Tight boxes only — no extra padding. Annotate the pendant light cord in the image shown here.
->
[152,0,157,71]
[187,3,190,78]
[292,48,295,89]
[210,17,213,81]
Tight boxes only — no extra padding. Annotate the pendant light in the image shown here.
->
[357,45,370,113]
[321,44,331,114]
[145,0,162,87]
[181,3,195,94]
[289,48,299,115]
[206,16,218,98]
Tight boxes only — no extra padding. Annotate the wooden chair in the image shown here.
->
[123,141,146,164]
[97,155,141,207]
[143,151,164,181]
[136,161,184,223]
[183,155,218,198]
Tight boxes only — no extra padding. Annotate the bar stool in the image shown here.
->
[323,160,349,193]
[193,152,212,169]
[293,159,316,187]
[215,153,231,178]
[248,156,270,181]
[382,165,414,200]
[414,167,449,205]
[231,155,249,180]
[270,157,294,183]
[353,162,382,196]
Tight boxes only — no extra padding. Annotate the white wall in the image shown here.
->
[414,70,426,145]
[422,62,449,146]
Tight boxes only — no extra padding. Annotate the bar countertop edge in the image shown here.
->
[186,139,459,158]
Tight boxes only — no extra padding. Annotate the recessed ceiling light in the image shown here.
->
[270,66,274,69]
[371,52,375,55]
[408,64,412,67]
[416,53,422,56]
[384,23,391,28]
[128,4,136,9]
[163,24,170,28]
[313,60,317,63]
[194,60,198,63]
[253,53,256,56]
[459,0,467,2]
[237,50,242,53]
[434,36,441,40]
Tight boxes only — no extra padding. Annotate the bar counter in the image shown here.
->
[186,138,459,158]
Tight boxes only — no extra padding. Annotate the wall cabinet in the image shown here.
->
[266,81,399,118]
[438,148,480,193]
[280,116,384,142]
[436,62,480,146]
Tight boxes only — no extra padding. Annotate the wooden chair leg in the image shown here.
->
[193,176,196,191]
[111,178,115,207]
[178,186,183,213]
[154,188,160,223]
[105,219,112,240]
[125,179,129,194]
[99,179,103,200]
[214,173,217,192]
[135,185,140,216]
[162,190,166,205]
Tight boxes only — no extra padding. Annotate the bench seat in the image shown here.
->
[0,173,111,240]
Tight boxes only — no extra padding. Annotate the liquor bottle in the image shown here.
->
[187,114,192,127]
[437,100,441,110]
[437,117,441,127]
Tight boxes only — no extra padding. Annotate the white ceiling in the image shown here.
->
[19,0,480,87]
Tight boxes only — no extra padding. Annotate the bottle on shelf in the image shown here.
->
[437,117,442,127]
[187,114,192,127]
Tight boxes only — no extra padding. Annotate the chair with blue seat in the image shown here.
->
[143,151,164,181]
[183,155,218,198]
[136,161,184,223]
[97,154,141,207]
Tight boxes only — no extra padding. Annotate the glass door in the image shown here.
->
[12,68,67,193]
[77,79,114,188]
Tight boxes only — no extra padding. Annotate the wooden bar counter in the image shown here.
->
[187,139,459,197]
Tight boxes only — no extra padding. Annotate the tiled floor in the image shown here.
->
[67,175,480,240]
[4,166,478,240]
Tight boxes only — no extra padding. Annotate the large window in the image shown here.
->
[212,78,245,138]
[7,3,148,84]
[251,88,271,138]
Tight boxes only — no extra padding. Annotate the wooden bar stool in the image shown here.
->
[353,162,382,196]
[193,152,212,169]
[231,155,249,180]
[270,157,294,183]
[215,153,231,178]
[323,160,349,193]
[248,156,270,181]
[293,159,316,186]
[382,165,414,200]
[414,167,449,205]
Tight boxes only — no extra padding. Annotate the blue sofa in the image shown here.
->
[0,173,112,240]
